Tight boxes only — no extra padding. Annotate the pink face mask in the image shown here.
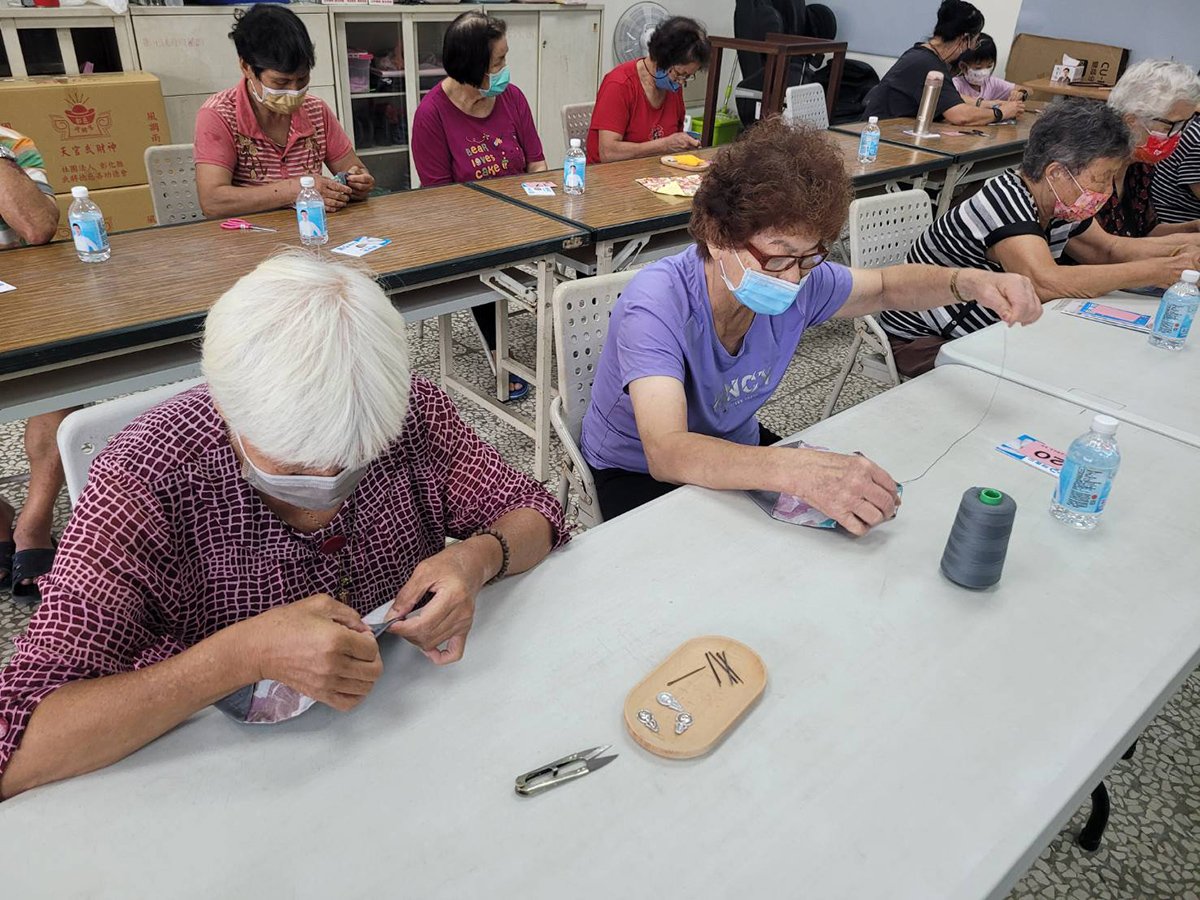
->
[1049,169,1112,222]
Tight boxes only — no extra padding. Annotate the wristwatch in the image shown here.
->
[991,104,1004,122]
[0,145,19,166]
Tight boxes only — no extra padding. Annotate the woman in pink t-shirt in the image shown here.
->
[951,33,1028,104]
[412,12,547,399]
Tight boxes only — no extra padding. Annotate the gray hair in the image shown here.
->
[1020,98,1133,180]
[1108,59,1200,120]
[202,250,410,470]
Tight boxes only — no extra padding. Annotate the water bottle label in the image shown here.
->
[1055,460,1112,513]
[297,201,327,240]
[1153,299,1195,339]
[564,158,585,191]
[858,132,879,157]
[68,214,107,254]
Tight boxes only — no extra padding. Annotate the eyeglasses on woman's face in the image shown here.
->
[743,240,828,273]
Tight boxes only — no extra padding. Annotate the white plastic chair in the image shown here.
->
[783,82,828,129]
[821,189,933,419]
[144,144,203,225]
[560,101,595,149]
[550,269,639,529]
[57,378,204,504]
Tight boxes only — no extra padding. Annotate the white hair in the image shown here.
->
[1108,59,1200,120]
[202,250,410,470]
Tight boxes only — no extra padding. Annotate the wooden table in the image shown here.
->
[824,130,952,192]
[0,185,589,480]
[1021,76,1112,102]
[5,368,1198,898]
[937,293,1200,449]
[834,110,1041,215]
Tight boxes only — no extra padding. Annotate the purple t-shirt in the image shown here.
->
[411,82,545,186]
[581,247,854,473]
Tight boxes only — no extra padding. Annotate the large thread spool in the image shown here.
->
[940,487,1018,589]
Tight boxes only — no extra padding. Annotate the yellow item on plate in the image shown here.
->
[673,154,706,167]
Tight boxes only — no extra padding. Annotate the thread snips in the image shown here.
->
[514,745,618,797]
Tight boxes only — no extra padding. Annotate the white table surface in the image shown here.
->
[3,367,1199,900]
[936,293,1200,448]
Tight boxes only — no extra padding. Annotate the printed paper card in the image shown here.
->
[996,434,1065,477]
[1060,300,1152,332]
[521,181,557,196]
[330,236,391,258]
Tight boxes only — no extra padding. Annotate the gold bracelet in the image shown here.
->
[949,268,969,304]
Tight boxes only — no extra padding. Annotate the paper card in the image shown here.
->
[521,181,556,196]
[1060,300,1152,332]
[996,434,1065,477]
[330,236,391,257]
[635,175,703,197]
[0,280,15,294]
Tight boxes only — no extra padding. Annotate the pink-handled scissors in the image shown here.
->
[220,218,277,233]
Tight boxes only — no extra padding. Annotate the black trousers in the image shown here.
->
[472,304,498,350]
[589,423,782,521]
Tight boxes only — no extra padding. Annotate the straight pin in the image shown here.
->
[667,665,706,686]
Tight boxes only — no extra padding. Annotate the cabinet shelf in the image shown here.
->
[351,91,406,100]
[357,145,409,156]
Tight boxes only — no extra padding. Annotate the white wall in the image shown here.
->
[595,0,734,71]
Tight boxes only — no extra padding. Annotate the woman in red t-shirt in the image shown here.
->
[587,17,710,165]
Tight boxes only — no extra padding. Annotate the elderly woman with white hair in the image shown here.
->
[1101,59,1200,240]
[0,252,566,799]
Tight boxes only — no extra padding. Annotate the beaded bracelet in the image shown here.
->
[474,528,510,584]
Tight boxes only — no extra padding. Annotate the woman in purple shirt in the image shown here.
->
[580,118,1043,529]
[412,11,548,400]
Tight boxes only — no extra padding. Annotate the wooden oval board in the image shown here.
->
[623,636,766,759]
[660,155,711,172]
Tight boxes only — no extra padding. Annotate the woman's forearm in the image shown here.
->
[0,625,255,800]
[1031,258,1170,300]
[198,179,300,218]
[1149,220,1200,238]
[645,430,806,495]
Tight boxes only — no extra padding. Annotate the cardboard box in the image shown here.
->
[1007,33,1129,91]
[0,73,171,192]
[51,184,157,243]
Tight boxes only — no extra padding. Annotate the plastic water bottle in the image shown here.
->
[67,186,110,263]
[564,138,586,196]
[1049,414,1121,530]
[1148,269,1199,350]
[857,116,880,164]
[295,175,328,246]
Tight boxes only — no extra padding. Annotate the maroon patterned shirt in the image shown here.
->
[1096,162,1160,238]
[0,377,567,777]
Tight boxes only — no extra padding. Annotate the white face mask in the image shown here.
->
[965,66,994,86]
[235,433,366,511]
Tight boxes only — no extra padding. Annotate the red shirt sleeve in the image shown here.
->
[411,93,455,187]
[321,100,353,165]
[510,86,545,165]
[193,105,237,171]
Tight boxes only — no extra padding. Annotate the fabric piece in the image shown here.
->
[580,246,852,474]
[864,45,964,121]
[193,81,352,186]
[1096,162,1159,239]
[586,59,686,164]
[0,125,55,250]
[411,83,544,187]
[1151,117,1200,224]
[0,377,567,778]
[878,169,1090,341]
[952,73,1018,102]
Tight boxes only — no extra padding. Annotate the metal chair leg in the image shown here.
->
[1077,782,1110,852]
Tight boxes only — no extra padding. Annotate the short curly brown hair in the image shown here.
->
[690,117,851,258]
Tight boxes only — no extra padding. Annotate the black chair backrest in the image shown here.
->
[805,3,837,40]
[733,0,784,82]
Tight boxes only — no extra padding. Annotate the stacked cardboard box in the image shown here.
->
[0,72,171,238]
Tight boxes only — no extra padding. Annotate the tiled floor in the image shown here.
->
[1,310,1196,897]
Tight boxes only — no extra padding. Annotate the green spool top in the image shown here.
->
[978,488,1003,506]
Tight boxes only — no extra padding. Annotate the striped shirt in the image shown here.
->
[193,82,353,187]
[0,376,568,779]
[879,170,1089,341]
[0,125,55,250]
[1150,117,1200,225]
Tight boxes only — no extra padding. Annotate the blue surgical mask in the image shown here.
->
[654,67,682,93]
[480,65,510,98]
[718,253,807,316]
[236,433,365,511]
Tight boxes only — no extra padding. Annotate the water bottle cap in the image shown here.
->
[1183,269,1199,284]
[978,488,1003,506]
[570,138,582,148]
[867,116,878,124]
[70,186,89,198]
[1091,414,1119,435]
[300,176,315,188]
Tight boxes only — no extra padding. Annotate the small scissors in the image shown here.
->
[220,218,277,233]
[515,745,618,797]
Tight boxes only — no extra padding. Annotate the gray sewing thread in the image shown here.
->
[939,487,1018,589]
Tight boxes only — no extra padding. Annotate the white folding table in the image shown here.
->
[2,367,1197,900]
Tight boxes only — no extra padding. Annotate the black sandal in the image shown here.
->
[0,540,13,591]
[11,544,55,605]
